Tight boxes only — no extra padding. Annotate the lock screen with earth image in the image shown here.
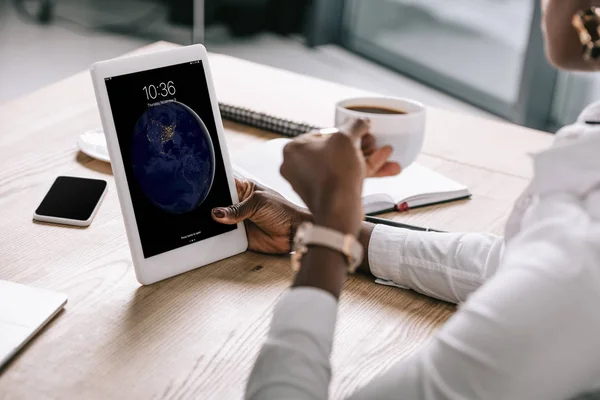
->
[131,101,215,214]
[105,60,236,259]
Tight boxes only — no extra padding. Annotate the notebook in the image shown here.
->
[219,103,320,137]
[233,138,471,215]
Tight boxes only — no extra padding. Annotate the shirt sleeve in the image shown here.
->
[245,287,338,400]
[350,193,600,400]
[368,226,505,304]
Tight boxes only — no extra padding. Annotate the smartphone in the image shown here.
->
[33,176,108,227]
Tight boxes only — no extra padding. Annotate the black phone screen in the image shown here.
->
[36,176,107,221]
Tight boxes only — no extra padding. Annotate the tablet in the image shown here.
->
[91,45,247,285]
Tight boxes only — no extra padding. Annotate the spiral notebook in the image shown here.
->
[233,138,471,215]
[219,103,320,137]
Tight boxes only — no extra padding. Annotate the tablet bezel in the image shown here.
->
[91,45,247,285]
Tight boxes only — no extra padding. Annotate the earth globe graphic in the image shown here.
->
[131,101,216,214]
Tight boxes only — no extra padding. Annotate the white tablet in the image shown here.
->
[91,45,247,285]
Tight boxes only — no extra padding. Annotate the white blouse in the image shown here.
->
[245,103,600,400]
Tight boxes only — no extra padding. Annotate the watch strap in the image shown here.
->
[292,223,363,273]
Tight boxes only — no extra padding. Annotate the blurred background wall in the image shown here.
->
[1,0,599,131]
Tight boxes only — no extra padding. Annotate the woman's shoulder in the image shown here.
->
[577,101,600,124]
[553,101,600,142]
[521,103,600,213]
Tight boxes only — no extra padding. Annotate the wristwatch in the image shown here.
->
[291,222,364,274]
[573,7,600,61]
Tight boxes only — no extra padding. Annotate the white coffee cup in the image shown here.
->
[335,97,426,168]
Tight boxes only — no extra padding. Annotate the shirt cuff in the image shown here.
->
[368,224,408,285]
[270,287,338,340]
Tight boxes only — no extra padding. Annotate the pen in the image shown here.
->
[364,216,446,233]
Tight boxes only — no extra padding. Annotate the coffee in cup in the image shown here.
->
[335,97,426,168]
[344,105,406,115]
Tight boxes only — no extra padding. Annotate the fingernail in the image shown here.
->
[212,208,225,218]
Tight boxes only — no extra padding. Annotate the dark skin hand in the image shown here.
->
[279,119,374,297]
[280,127,366,236]
[212,178,313,254]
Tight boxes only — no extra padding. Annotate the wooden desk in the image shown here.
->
[0,42,553,399]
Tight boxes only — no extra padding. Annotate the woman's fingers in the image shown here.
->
[366,146,392,175]
[372,162,402,177]
[365,146,401,177]
[234,178,252,201]
[361,133,377,156]
[212,192,263,224]
[340,118,371,146]
[235,177,276,201]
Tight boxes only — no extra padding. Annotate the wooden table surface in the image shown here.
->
[0,42,554,399]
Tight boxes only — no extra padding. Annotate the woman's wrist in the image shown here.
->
[293,208,315,228]
[292,246,348,299]
[312,192,363,236]
[314,216,361,237]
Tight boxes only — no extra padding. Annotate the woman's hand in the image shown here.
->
[281,119,375,298]
[280,119,373,236]
[212,178,313,254]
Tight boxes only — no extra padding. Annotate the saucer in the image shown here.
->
[78,129,110,163]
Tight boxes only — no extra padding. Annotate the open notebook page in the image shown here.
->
[232,138,469,214]
[362,164,469,213]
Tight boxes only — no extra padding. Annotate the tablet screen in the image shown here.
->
[105,60,236,259]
